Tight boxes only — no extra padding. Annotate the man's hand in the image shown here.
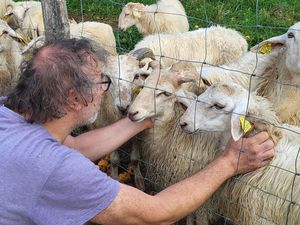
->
[140,117,154,129]
[222,131,275,175]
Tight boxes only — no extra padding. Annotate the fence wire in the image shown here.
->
[1,0,300,224]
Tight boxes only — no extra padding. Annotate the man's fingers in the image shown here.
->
[260,148,275,161]
[247,131,270,145]
[261,139,275,152]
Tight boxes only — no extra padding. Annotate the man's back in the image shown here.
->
[0,104,119,225]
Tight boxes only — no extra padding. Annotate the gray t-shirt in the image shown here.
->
[0,102,120,225]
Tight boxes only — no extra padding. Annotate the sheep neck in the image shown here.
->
[255,50,300,125]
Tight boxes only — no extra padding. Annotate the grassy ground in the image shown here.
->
[66,0,300,53]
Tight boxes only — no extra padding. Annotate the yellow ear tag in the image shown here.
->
[133,87,142,97]
[17,33,29,45]
[3,15,10,22]
[240,116,253,134]
[258,42,272,54]
[132,9,141,18]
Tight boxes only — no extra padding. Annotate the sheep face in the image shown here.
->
[128,62,203,123]
[106,54,151,114]
[180,83,251,140]
[4,4,26,25]
[251,22,300,77]
[118,3,144,31]
[128,65,178,123]
[285,22,300,75]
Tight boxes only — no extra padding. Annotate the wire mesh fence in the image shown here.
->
[1,0,300,224]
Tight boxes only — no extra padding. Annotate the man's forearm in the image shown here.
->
[65,117,148,161]
[93,154,235,225]
[151,155,235,224]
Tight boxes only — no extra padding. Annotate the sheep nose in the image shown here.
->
[128,111,139,121]
[117,105,129,115]
[180,122,187,129]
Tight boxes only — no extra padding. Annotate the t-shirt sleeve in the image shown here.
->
[32,152,120,225]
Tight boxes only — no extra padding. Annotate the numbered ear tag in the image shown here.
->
[132,9,141,18]
[258,42,272,54]
[240,116,253,134]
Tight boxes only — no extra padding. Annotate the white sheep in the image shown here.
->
[88,45,155,190]
[0,0,14,19]
[249,22,300,126]
[0,19,25,95]
[128,61,223,225]
[133,25,248,68]
[23,21,117,56]
[70,21,117,55]
[194,50,280,89]
[4,1,42,37]
[118,0,189,36]
[195,22,300,126]
[179,82,300,225]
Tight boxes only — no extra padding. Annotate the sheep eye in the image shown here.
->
[287,32,295,38]
[179,102,188,110]
[134,73,148,81]
[211,103,225,110]
[157,91,172,97]
[163,91,172,97]
[125,13,130,16]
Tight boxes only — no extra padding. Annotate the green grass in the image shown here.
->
[18,0,300,52]
[66,0,300,52]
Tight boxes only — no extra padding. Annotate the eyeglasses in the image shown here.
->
[95,74,112,92]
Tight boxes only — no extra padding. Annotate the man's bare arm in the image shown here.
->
[91,132,275,225]
[63,117,152,161]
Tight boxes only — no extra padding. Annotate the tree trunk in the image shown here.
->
[41,0,70,42]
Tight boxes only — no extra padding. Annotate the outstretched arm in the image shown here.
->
[64,117,153,161]
[91,132,275,225]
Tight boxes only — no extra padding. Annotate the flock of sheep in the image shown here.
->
[1,0,300,224]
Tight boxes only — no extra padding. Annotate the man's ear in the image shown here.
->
[68,89,83,111]
[230,101,247,141]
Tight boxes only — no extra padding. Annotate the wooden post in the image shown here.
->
[41,0,70,42]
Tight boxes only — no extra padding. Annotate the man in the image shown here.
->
[0,38,275,225]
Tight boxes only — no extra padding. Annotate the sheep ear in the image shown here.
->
[250,34,286,54]
[4,4,13,17]
[129,3,144,17]
[175,73,196,85]
[132,9,141,18]
[230,102,247,141]
[171,62,199,85]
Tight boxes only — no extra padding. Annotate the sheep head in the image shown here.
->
[105,48,155,115]
[128,61,203,123]
[118,2,145,31]
[251,22,300,77]
[4,3,29,25]
[179,83,282,142]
